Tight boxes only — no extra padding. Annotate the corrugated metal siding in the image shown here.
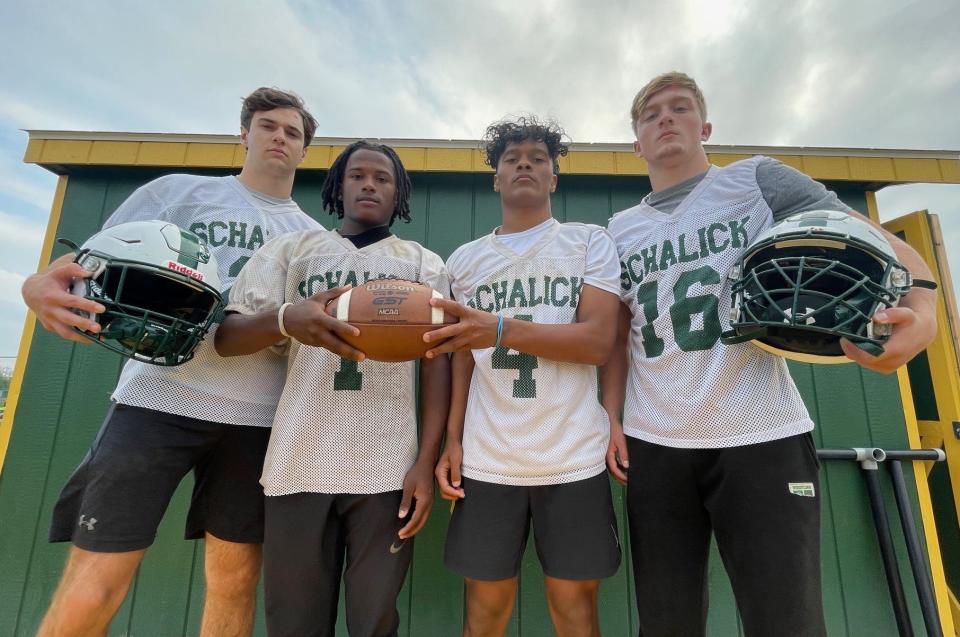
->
[0,167,930,635]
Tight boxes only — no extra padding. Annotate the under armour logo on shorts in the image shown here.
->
[78,514,98,531]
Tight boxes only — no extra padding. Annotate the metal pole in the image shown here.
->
[862,459,915,637]
[888,459,944,637]
[818,448,914,637]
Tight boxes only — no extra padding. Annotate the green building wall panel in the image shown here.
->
[0,166,933,635]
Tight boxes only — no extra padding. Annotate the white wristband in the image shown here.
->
[277,302,293,339]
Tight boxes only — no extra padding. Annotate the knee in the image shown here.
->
[545,580,599,623]
[465,578,515,622]
[53,550,139,619]
[205,546,261,599]
[57,574,131,619]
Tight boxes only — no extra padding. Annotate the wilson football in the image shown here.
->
[325,279,457,362]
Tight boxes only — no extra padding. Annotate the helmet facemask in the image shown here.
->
[723,211,913,364]
[66,220,224,366]
[78,256,222,365]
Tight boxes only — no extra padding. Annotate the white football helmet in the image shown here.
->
[721,210,927,364]
[68,220,223,366]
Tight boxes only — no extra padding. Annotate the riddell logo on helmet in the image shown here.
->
[166,261,205,282]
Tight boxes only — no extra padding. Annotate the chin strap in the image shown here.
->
[719,326,767,345]
[850,339,886,357]
[56,237,80,252]
[911,279,938,290]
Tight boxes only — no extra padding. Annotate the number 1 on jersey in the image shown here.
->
[334,358,362,391]
[491,314,538,398]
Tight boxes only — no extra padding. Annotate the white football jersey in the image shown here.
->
[447,219,621,486]
[227,230,450,496]
[103,174,323,426]
[607,157,813,448]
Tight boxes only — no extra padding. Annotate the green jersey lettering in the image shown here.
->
[228,222,247,249]
[707,223,729,254]
[678,232,699,263]
[527,278,544,306]
[248,225,265,250]
[508,279,527,308]
[333,358,362,391]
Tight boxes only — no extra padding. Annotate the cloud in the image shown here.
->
[0,270,28,305]
[0,209,48,298]
[877,183,960,308]
[0,270,29,360]
[1,0,958,362]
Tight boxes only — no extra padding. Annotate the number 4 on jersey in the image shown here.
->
[491,314,538,398]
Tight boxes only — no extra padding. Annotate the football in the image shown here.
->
[325,279,457,362]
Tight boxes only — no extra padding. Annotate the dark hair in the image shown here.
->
[240,87,318,143]
[483,115,569,174]
[321,141,412,226]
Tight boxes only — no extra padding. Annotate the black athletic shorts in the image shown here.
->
[263,491,412,637]
[444,471,621,581]
[49,403,270,552]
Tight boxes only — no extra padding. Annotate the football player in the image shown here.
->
[21,88,324,637]
[214,140,450,637]
[427,117,622,637]
[601,71,938,636]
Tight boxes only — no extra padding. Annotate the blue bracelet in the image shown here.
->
[495,314,505,348]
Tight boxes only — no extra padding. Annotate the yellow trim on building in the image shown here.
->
[0,176,68,476]
[23,132,960,185]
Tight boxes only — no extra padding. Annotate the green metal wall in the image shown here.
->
[0,167,932,635]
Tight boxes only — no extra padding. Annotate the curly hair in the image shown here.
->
[320,140,412,226]
[482,115,569,175]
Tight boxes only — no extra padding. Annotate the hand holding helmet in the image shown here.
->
[62,220,224,366]
[22,253,107,343]
[722,210,936,366]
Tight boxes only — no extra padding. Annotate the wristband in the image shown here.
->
[494,314,505,348]
[278,302,293,338]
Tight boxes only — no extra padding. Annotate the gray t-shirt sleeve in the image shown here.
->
[757,157,853,222]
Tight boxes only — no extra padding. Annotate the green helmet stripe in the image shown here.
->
[177,230,201,269]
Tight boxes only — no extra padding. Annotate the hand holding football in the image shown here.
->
[324,279,457,362]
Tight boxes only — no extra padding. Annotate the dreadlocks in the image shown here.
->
[482,115,569,174]
[321,140,412,226]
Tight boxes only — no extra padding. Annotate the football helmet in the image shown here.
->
[721,210,918,364]
[68,220,223,366]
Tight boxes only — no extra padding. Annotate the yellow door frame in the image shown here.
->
[880,201,960,635]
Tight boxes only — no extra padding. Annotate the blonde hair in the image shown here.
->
[630,72,707,135]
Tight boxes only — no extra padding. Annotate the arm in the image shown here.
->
[214,285,365,361]
[840,210,937,374]
[21,253,105,343]
[435,350,475,502]
[599,303,632,485]
[397,352,451,539]
[423,284,621,365]
[22,181,169,344]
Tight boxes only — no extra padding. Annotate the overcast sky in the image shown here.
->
[0,0,957,364]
